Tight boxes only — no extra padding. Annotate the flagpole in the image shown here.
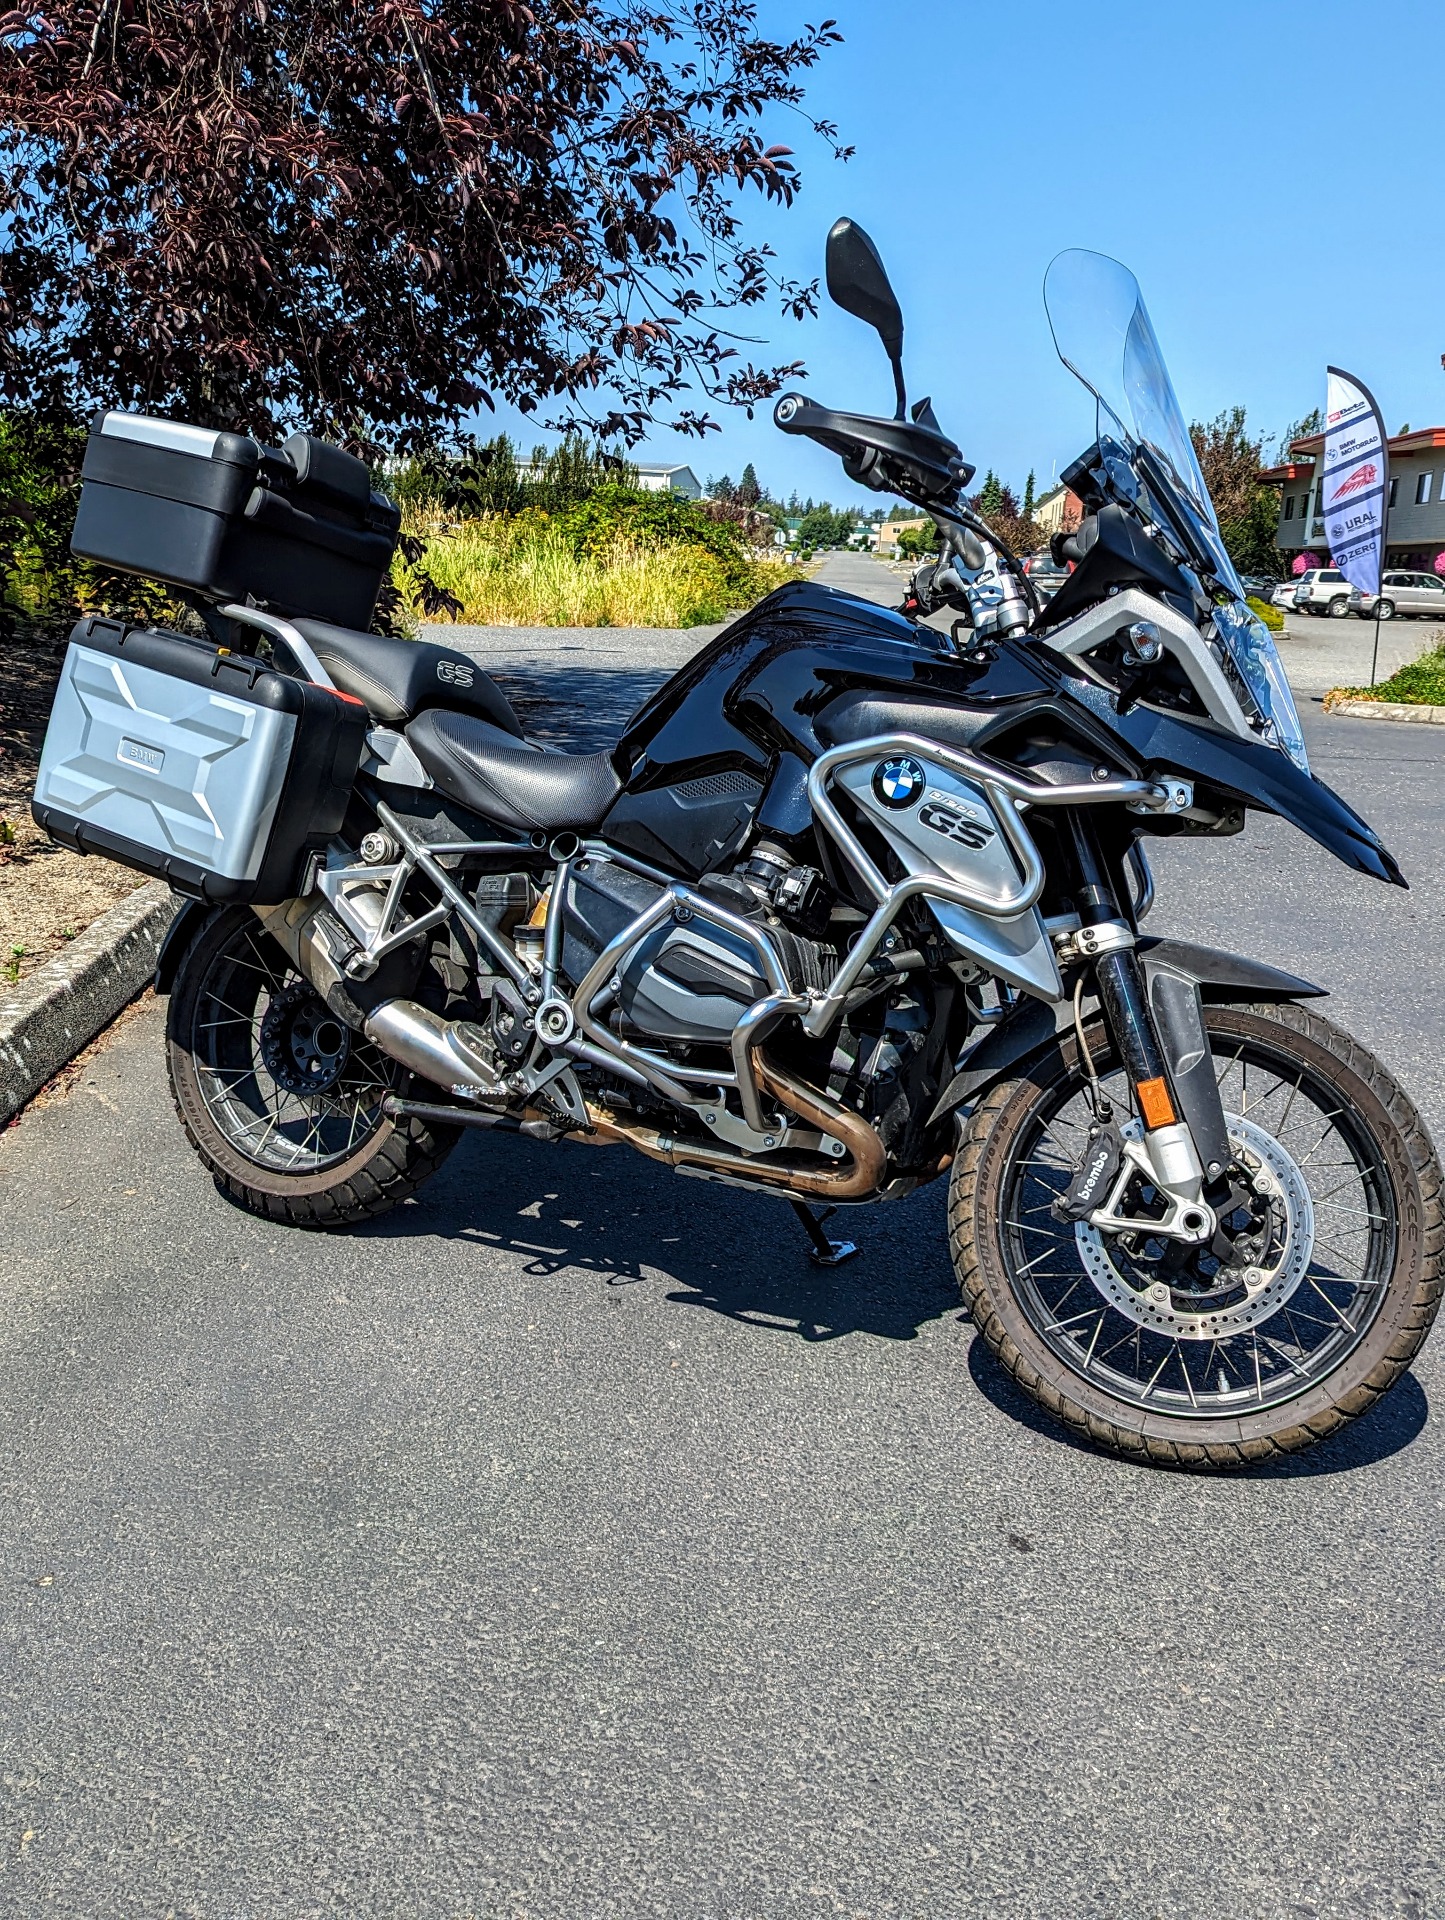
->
[1370,604,1382,688]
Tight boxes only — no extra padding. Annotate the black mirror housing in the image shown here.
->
[825,218,904,355]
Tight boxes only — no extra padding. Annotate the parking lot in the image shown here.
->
[1,557,1441,1917]
[1273,606,1436,697]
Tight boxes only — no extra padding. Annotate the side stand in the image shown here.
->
[789,1199,860,1267]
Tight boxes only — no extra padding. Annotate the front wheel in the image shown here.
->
[949,1001,1441,1469]
[1327,596,1352,617]
[167,906,461,1227]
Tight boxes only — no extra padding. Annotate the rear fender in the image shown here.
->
[153,900,212,995]
[927,937,1325,1126]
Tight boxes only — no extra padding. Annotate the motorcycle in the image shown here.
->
[33,220,1441,1469]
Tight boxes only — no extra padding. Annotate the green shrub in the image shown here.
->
[397,510,789,628]
[552,485,760,598]
[1246,594,1284,632]
[1327,632,1445,707]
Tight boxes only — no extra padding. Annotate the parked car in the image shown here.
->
[1291,567,1353,616]
[1270,580,1302,611]
[1022,552,1069,602]
[1239,574,1279,599]
[1347,570,1445,621]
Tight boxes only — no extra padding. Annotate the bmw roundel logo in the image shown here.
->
[872,756,927,809]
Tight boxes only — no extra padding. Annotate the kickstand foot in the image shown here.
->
[789,1199,859,1267]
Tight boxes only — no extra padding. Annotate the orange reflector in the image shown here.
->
[1136,1076,1176,1129]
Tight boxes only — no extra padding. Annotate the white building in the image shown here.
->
[635,463,702,500]
[512,458,703,500]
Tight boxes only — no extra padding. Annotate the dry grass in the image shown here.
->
[399,512,790,629]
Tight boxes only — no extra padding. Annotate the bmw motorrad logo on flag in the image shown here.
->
[873,756,926,808]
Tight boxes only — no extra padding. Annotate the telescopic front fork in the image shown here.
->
[1065,814,1233,1238]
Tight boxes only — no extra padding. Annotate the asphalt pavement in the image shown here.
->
[2,553,1442,1918]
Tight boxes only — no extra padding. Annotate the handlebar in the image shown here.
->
[773,392,971,503]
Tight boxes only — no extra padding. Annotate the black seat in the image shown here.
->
[288,618,524,737]
[406,708,622,834]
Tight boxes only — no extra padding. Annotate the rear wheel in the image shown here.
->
[1376,598,1396,620]
[167,907,460,1227]
[949,1002,1442,1469]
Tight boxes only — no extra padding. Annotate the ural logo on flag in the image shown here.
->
[1334,462,1378,501]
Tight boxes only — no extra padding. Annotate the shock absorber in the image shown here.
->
[1064,814,1212,1207]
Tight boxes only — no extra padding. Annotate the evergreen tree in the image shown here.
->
[738,462,762,506]
[977,470,1005,517]
[1023,469,1036,515]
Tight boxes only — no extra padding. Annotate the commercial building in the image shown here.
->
[1264,428,1445,572]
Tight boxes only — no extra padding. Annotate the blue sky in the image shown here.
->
[491,0,1445,510]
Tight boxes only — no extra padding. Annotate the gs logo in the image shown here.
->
[919,800,996,850]
[437,658,476,688]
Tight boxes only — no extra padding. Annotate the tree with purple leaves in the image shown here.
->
[0,2,846,454]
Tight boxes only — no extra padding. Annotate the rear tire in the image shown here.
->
[1376,599,1396,621]
[949,1001,1442,1469]
[166,907,461,1228]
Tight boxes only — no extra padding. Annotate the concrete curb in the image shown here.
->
[0,880,178,1124]
[1325,696,1445,724]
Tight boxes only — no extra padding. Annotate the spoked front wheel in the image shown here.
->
[950,1001,1442,1468]
[167,907,460,1227]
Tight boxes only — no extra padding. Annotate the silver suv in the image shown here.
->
[1347,570,1445,622]
[1292,567,1352,616]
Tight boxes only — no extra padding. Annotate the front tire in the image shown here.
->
[949,1001,1442,1469]
[167,907,461,1228]
[1327,595,1351,617]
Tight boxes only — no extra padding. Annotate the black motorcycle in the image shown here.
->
[35,220,1441,1469]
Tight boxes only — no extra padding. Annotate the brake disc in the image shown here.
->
[1074,1114,1315,1341]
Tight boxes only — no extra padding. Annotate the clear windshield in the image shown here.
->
[1043,250,1308,772]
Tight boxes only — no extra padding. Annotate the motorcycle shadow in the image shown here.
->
[362,1127,960,1344]
[360,1134,1431,1471]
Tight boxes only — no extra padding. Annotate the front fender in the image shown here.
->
[927,935,1326,1125]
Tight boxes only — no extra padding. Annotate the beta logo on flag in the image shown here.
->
[1320,368,1389,599]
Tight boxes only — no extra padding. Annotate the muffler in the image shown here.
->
[361,1000,507,1103]
[256,895,506,1104]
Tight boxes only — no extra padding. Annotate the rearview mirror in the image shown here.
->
[826,218,904,355]
[826,217,906,417]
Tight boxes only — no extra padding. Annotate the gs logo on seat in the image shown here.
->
[437,658,476,688]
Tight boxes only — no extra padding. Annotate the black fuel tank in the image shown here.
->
[600,579,1066,876]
